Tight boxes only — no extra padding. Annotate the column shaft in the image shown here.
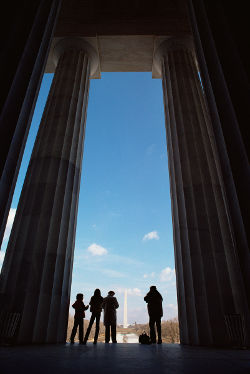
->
[188,0,250,315]
[0,46,90,343]
[158,38,250,346]
[0,0,61,248]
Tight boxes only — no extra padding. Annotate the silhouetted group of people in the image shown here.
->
[70,289,119,344]
[70,286,163,345]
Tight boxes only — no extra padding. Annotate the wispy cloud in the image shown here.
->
[109,211,121,218]
[75,251,143,267]
[102,269,125,278]
[146,143,156,156]
[116,287,142,296]
[165,304,178,319]
[128,288,142,296]
[87,243,108,256]
[160,267,175,282]
[143,272,155,279]
[109,254,143,266]
[3,208,16,242]
[143,231,159,241]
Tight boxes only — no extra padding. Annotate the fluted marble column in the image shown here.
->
[154,37,250,346]
[0,38,98,343]
[188,0,250,321]
[0,0,61,248]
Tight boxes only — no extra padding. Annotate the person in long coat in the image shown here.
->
[83,289,103,344]
[144,285,163,344]
[102,290,119,343]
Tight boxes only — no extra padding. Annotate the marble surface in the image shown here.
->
[0,343,249,374]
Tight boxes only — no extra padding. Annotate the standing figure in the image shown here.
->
[102,291,119,343]
[144,286,163,344]
[70,293,89,344]
[83,289,103,344]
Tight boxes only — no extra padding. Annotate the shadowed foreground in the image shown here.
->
[0,343,250,374]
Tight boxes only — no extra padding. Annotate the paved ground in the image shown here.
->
[0,343,250,374]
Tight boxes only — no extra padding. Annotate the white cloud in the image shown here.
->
[3,208,16,242]
[87,243,108,256]
[160,267,176,282]
[143,231,159,241]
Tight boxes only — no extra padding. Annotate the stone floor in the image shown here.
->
[0,343,250,374]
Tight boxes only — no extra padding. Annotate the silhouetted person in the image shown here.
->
[70,293,89,344]
[102,291,119,343]
[144,286,163,344]
[83,289,103,344]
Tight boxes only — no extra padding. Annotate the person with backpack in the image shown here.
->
[144,286,163,344]
[102,291,119,343]
[83,289,103,344]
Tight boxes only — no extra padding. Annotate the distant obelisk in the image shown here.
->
[123,289,128,328]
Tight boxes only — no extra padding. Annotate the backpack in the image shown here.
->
[139,332,151,344]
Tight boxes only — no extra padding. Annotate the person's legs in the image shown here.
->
[105,324,110,343]
[156,317,162,343]
[149,316,156,343]
[78,318,84,343]
[70,318,79,342]
[111,323,117,343]
[84,314,95,343]
[94,313,101,343]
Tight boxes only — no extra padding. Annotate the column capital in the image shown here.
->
[52,37,99,78]
[153,36,195,77]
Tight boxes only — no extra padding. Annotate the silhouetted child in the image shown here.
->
[70,293,89,344]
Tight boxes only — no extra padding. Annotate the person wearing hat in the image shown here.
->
[102,291,119,343]
[144,286,163,344]
[70,293,89,344]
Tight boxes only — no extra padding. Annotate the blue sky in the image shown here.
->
[0,72,177,324]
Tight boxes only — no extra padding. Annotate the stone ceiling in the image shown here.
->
[45,0,191,77]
